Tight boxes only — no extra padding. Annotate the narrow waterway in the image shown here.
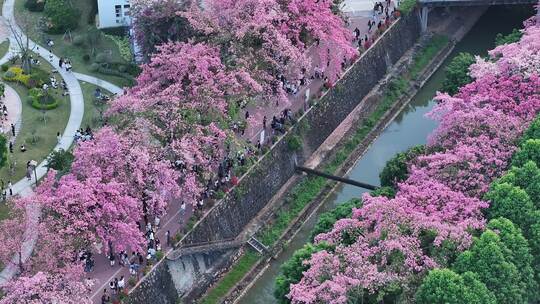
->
[238,6,533,304]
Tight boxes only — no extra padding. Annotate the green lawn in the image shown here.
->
[80,81,110,130]
[0,40,9,60]
[0,59,70,183]
[14,0,132,88]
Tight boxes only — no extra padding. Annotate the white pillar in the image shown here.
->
[419,6,429,33]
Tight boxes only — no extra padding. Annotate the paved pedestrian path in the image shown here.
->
[74,72,124,95]
[0,84,22,137]
[2,0,84,195]
[0,0,85,285]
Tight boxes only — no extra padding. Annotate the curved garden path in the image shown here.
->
[0,0,85,285]
[74,72,123,95]
[2,0,85,194]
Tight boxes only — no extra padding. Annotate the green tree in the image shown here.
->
[274,243,333,303]
[527,212,540,287]
[512,139,540,168]
[44,0,80,34]
[441,52,475,95]
[453,222,531,303]
[24,0,46,12]
[495,29,523,46]
[520,115,540,143]
[484,182,535,229]
[415,269,496,304]
[310,198,361,240]
[498,161,540,209]
[379,145,425,188]
[370,186,396,198]
[46,148,74,176]
[487,218,537,299]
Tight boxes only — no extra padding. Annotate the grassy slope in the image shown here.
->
[80,81,110,130]
[14,0,131,87]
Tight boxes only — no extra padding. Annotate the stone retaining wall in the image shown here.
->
[183,14,421,244]
[127,13,421,304]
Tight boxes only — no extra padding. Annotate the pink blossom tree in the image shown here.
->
[39,172,145,254]
[0,270,91,304]
[72,127,180,217]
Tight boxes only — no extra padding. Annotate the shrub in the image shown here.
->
[0,134,7,169]
[3,70,15,81]
[118,65,127,73]
[28,88,60,110]
[95,52,109,63]
[72,35,86,46]
[441,52,475,95]
[46,149,74,175]
[44,0,80,33]
[24,0,46,12]
[1,64,9,72]
[82,54,91,62]
[495,28,523,46]
[89,63,100,72]
[287,135,302,151]
[398,0,417,15]
[379,145,425,188]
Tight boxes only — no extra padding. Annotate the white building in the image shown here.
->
[97,0,132,29]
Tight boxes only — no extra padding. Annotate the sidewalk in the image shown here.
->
[0,0,85,285]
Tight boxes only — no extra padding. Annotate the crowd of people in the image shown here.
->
[74,126,94,143]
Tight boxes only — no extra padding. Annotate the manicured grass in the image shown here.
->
[80,82,110,130]
[0,203,10,221]
[196,35,450,303]
[0,59,70,183]
[0,40,10,60]
[200,251,260,304]
[14,0,132,87]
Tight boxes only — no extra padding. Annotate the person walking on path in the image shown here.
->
[8,181,12,196]
[10,123,15,137]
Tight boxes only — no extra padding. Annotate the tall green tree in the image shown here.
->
[453,220,533,303]
[379,145,425,188]
[512,139,540,168]
[487,218,537,299]
[498,161,540,209]
[441,52,475,95]
[416,269,496,304]
[520,115,540,143]
[44,0,80,34]
[484,183,535,229]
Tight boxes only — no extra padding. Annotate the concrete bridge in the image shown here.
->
[417,0,538,31]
